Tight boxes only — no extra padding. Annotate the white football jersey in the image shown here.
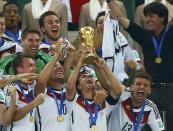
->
[70,94,114,131]
[0,39,23,58]
[0,89,6,131]
[105,45,140,83]
[108,90,165,131]
[36,87,71,131]
[3,83,36,131]
[0,89,5,104]
[3,30,22,44]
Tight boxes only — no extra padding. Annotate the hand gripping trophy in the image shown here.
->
[79,26,98,64]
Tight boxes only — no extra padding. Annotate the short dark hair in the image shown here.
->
[21,28,41,40]
[144,2,168,25]
[39,11,58,28]
[95,11,105,25]
[2,2,19,14]
[12,54,32,74]
[132,71,152,85]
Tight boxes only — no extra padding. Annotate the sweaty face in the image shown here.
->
[3,4,20,29]
[19,58,36,74]
[145,13,164,31]
[22,33,41,58]
[131,77,151,105]
[41,15,60,41]
[96,15,105,33]
[0,17,5,37]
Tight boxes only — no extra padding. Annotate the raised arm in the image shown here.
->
[92,61,112,94]
[97,59,123,98]
[66,46,86,100]
[35,41,62,95]
[107,0,130,29]
[13,93,44,121]
[62,42,76,82]
[0,86,16,126]
[0,73,38,89]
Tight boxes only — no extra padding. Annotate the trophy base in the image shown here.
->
[84,54,98,64]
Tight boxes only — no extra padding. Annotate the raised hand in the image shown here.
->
[0,73,38,88]
[65,40,76,52]
[16,73,38,84]
[94,89,107,105]
[7,85,17,102]
[53,39,63,56]
[33,93,44,106]
[77,43,89,64]
[92,58,107,68]
[124,59,137,69]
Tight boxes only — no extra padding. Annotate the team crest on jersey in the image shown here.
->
[156,119,164,130]
[134,113,144,123]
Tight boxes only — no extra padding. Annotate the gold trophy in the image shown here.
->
[79,26,98,64]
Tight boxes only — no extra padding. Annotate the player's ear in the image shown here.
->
[148,87,151,95]
[16,67,23,74]
[131,84,134,92]
[40,26,45,33]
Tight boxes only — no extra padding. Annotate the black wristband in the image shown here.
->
[106,0,111,3]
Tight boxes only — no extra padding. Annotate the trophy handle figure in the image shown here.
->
[79,26,98,64]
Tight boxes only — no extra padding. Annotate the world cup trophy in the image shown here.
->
[79,26,98,64]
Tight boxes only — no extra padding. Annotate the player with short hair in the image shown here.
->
[65,48,120,131]
[107,71,165,131]
[3,54,44,131]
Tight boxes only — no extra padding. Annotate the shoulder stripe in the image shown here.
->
[145,99,160,119]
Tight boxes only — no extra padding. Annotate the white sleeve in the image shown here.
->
[3,84,19,107]
[124,45,140,62]
[147,106,165,131]
[65,93,78,113]
[106,89,131,117]
[0,89,5,104]
[105,99,117,117]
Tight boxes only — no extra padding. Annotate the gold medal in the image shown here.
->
[57,115,64,122]
[29,116,34,123]
[155,57,162,64]
[91,125,97,131]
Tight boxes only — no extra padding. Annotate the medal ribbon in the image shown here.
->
[5,29,20,43]
[131,101,146,131]
[16,81,33,117]
[0,38,4,47]
[48,87,65,116]
[83,97,99,126]
[42,38,51,45]
[152,26,169,58]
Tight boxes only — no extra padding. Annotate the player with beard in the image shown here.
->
[33,41,73,131]
[65,47,123,131]
[0,29,52,74]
